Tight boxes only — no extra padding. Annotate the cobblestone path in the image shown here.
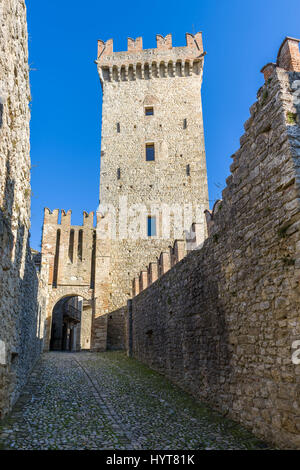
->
[0,352,270,450]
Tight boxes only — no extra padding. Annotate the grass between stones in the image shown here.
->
[88,351,273,450]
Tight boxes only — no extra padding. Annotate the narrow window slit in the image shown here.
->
[52,229,60,288]
[68,229,74,262]
[78,230,83,261]
[90,230,96,288]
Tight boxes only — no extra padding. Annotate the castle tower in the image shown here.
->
[40,32,210,353]
[96,33,209,312]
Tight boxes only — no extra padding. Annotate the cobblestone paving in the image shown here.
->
[0,352,271,450]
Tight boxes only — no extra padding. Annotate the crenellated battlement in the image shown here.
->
[61,209,72,226]
[132,223,203,296]
[261,36,300,80]
[204,200,222,237]
[44,208,59,224]
[96,32,205,84]
[41,208,96,289]
[127,37,143,53]
[132,238,186,296]
[43,208,94,228]
[97,32,203,58]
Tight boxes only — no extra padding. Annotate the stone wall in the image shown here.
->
[81,301,93,350]
[107,307,127,350]
[130,39,300,449]
[0,0,47,418]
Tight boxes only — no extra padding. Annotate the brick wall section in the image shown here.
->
[0,0,47,418]
[277,37,300,72]
[131,66,300,448]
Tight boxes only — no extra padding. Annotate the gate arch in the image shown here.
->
[45,286,94,351]
[41,209,111,352]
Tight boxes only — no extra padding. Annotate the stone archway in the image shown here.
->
[50,296,79,351]
[44,286,94,352]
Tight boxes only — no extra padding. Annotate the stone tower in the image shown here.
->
[96,33,209,313]
[40,32,209,352]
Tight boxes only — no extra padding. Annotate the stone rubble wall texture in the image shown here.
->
[96,33,209,315]
[0,0,47,418]
[130,42,300,449]
[106,306,127,350]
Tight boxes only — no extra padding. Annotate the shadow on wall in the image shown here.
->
[0,103,3,129]
[289,73,300,123]
[131,247,233,413]
[106,306,127,351]
[188,258,233,413]
[0,159,43,418]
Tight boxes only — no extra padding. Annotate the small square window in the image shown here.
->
[145,107,154,116]
[147,216,156,237]
[146,143,155,161]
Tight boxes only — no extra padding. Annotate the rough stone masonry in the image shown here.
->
[130,37,300,449]
[0,0,47,419]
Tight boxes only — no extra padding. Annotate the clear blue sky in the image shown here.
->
[27,0,300,250]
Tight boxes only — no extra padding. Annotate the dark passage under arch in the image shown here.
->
[50,296,82,351]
